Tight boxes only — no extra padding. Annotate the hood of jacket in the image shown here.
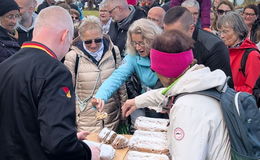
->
[164,64,227,97]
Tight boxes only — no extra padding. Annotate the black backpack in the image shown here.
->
[178,85,260,160]
[239,48,260,108]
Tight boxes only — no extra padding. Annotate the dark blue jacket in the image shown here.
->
[0,26,20,63]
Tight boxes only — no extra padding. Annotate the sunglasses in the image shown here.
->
[217,9,231,15]
[84,38,103,44]
[72,16,79,20]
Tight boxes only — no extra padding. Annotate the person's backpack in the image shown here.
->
[182,85,260,160]
[239,48,260,108]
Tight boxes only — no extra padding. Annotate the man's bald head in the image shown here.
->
[147,7,165,28]
[34,6,73,35]
[33,6,74,60]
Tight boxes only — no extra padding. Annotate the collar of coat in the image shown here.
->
[21,41,57,59]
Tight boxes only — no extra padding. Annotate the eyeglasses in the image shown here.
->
[192,12,199,16]
[217,9,231,15]
[243,12,256,17]
[131,41,145,47]
[4,14,21,20]
[84,38,103,44]
[108,6,118,14]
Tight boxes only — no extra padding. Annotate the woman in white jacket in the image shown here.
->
[121,30,231,160]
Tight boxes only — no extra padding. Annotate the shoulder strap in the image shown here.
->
[240,48,258,76]
[112,47,117,65]
[74,54,79,82]
[174,89,221,104]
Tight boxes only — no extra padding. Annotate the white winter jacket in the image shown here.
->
[135,65,231,160]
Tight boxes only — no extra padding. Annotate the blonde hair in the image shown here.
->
[126,18,163,55]
[78,15,102,38]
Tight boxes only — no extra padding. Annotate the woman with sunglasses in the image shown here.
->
[215,0,234,16]
[64,15,127,133]
[92,18,164,132]
[121,30,231,160]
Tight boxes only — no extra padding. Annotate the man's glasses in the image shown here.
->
[108,6,118,14]
[84,38,103,45]
[217,9,231,15]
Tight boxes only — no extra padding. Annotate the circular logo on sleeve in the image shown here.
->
[174,127,185,141]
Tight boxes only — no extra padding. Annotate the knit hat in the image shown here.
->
[0,0,20,17]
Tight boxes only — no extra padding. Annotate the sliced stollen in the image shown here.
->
[111,135,129,149]
[126,151,170,160]
[134,116,170,132]
[98,127,117,144]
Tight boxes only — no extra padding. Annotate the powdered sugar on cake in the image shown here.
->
[134,116,170,132]
[126,151,170,160]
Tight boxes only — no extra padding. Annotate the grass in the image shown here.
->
[83,10,99,17]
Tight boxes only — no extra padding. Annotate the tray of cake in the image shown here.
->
[85,116,171,160]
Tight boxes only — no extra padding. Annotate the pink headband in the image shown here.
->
[150,49,194,78]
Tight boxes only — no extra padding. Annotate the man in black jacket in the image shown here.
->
[104,0,147,56]
[0,6,99,160]
[164,7,233,86]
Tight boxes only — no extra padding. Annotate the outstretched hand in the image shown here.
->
[91,98,104,112]
[122,99,137,117]
[77,131,89,140]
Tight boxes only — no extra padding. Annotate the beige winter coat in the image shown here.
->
[64,36,127,133]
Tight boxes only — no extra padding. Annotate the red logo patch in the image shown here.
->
[61,87,71,98]
[174,127,185,141]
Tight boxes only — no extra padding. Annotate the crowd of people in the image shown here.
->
[0,0,260,159]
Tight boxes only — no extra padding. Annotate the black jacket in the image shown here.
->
[0,41,91,160]
[108,6,146,56]
[36,1,49,14]
[17,27,34,45]
[192,27,233,86]
[0,26,20,63]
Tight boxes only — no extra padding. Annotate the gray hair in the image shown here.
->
[181,0,200,11]
[99,0,108,9]
[78,15,102,38]
[217,11,248,40]
[126,18,163,55]
[100,0,128,9]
